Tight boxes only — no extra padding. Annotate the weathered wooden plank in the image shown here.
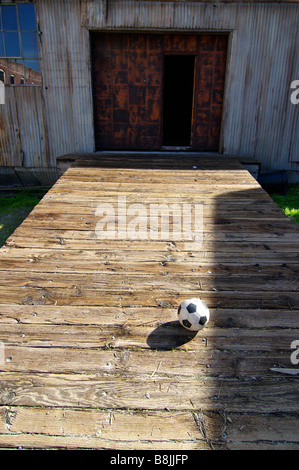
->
[58,173,258,186]
[224,413,299,449]
[0,345,294,378]
[5,232,299,253]
[0,434,202,450]
[38,196,281,211]
[22,212,297,234]
[0,270,297,293]
[32,198,290,218]
[0,406,298,450]
[1,246,299,266]
[46,187,270,199]
[0,305,298,329]
[60,166,257,181]
[0,322,297,352]
[13,221,298,246]
[0,372,297,413]
[1,260,297,280]
[5,236,299,252]
[0,159,298,449]
[1,261,298,282]
[0,406,208,450]
[0,286,298,310]
[54,180,260,193]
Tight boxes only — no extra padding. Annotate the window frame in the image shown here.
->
[0,3,41,86]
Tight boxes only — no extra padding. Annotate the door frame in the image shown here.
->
[90,29,232,154]
[161,52,197,149]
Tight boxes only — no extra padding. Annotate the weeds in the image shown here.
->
[0,187,47,247]
[271,185,299,226]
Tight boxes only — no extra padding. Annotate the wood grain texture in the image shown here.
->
[91,33,227,151]
[0,155,299,449]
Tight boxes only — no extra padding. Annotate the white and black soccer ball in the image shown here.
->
[177,298,210,331]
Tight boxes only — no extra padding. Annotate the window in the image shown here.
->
[0,69,4,83]
[0,4,41,85]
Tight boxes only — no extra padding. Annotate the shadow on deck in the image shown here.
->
[0,154,298,450]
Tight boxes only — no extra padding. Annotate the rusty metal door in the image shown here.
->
[91,33,163,150]
[91,33,227,151]
[192,35,228,151]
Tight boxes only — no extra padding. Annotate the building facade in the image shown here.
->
[0,0,298,186]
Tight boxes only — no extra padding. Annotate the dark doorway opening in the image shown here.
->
[162,55,195,147]
[92,33,227,151]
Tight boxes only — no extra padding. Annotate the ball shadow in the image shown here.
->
[146,320,198,350]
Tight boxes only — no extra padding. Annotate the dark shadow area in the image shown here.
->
[147,320,197,350]
[0,188,47,247]
[68,153,248,172]
[162,55,195,146]
[258,170,288,195]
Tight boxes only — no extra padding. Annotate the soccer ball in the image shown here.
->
[177,298,210,331]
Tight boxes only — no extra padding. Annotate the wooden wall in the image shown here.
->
[0,0,298,183]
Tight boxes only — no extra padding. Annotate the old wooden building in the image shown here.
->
[1,0,299,450]
[0,0,298,186]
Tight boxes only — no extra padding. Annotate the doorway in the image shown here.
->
[162,55,195,147]
[91,33,228,151]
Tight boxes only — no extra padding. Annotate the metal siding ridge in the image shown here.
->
[38,0,94,163]
[1,0,298,174]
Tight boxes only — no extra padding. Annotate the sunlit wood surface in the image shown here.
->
[0,155,298,449]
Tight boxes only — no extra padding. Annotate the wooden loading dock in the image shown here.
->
[0,155,298,449]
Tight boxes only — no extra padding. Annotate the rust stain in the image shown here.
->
[92,32,227,151]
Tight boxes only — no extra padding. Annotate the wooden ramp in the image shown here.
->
[0,155,299,450]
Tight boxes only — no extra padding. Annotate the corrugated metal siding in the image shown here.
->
[0,87,23,167]
[36,0,94,164]
[229,4,299,170]
[0,0,298,179]
[0,0,94,172]
[12,86,49,167]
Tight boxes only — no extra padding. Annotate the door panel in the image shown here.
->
[192,35,228,150]
[91,33,227,151]
[92,33,163,150]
